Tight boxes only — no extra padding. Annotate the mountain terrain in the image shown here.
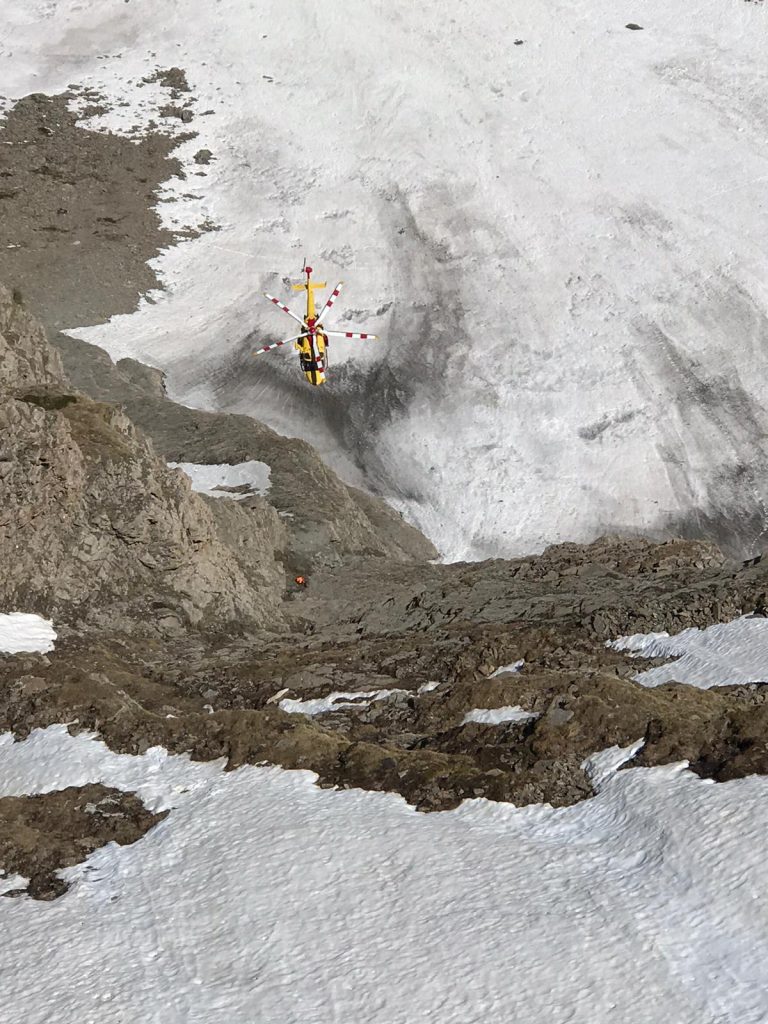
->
[6,0,768,561]
[3,286,768,899]
[3,3,768,1019]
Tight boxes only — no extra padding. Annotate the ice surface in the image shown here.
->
[0,613,56,654]
[168,460,271,498]
[1,726,767,1023]
[462,705,538,725]
[611,615,768,688]
[6,0,768,560]
[279,688,404,716]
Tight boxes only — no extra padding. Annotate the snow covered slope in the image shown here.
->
[5,0,768,559]
[612,614,768,687]
[3,727,768,1024]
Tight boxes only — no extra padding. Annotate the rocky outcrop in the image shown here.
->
[0,92,189,333]
[294,533,759,641]
[4,619,768,816]
[53,334,438,572]
[0,286,287,632]
[0,784,165,900]
[0,290,66,389]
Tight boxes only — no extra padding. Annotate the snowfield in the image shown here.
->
[0,613,56,654]
[611,614,768,688]
[6,0,768,560]
[1,726,768,1024]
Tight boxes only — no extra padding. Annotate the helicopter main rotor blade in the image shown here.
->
[324,329,378,340]
[253,333,308,355]
[314,281,344,327]
[263,293,307,328]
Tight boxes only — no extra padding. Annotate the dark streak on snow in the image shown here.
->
[204,186,473,504]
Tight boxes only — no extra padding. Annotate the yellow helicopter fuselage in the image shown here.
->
[293,275,328,386]
[257,264,376,383]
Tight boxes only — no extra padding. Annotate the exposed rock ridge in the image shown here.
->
[0,285,287,632]
[53,332,438,571]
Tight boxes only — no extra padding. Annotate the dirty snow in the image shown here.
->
[1,726,768,1022]
[462,705,538,725]
[489,660,525,677]
[6,0,768,560]
[417,680,442,694]
[0,613,56,654]
[611,615,768,688]
[0,872,29,896]
[279,688,405,716]
[168,460,271,499]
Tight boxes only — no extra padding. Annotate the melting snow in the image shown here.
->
[0,872,29,896]
[279,688,405,715]
[417,680,442,694]
[489,660,525,677]
[1,726,767,1022]
[610,615,768,688]
[462,706,538,725]
[169,460,271,499]
[0,613,56,654]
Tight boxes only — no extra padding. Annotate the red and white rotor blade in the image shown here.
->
[314,281,344,327]
[253,333,308,356]
[324,329,378,340]
[263,293,307,328]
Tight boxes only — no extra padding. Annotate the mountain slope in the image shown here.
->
[5,0,768,559]
[0,285,288,632]
[52,333,437,573]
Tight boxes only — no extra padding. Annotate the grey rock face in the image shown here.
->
[0,285,287,632]
[0,291,66,389]
[53,333,438,572]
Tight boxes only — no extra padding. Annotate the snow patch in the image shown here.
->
[583,739,648,788]
[0,871,29,896]
[0,613,56,654]
[489,660,525,677]
[610,615,768,688]
[462,706,538,726]
[417,680,442,694]
[279,688,405,716]
[169,460,271,499]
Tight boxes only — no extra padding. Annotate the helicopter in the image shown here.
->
[253,263,378,385]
